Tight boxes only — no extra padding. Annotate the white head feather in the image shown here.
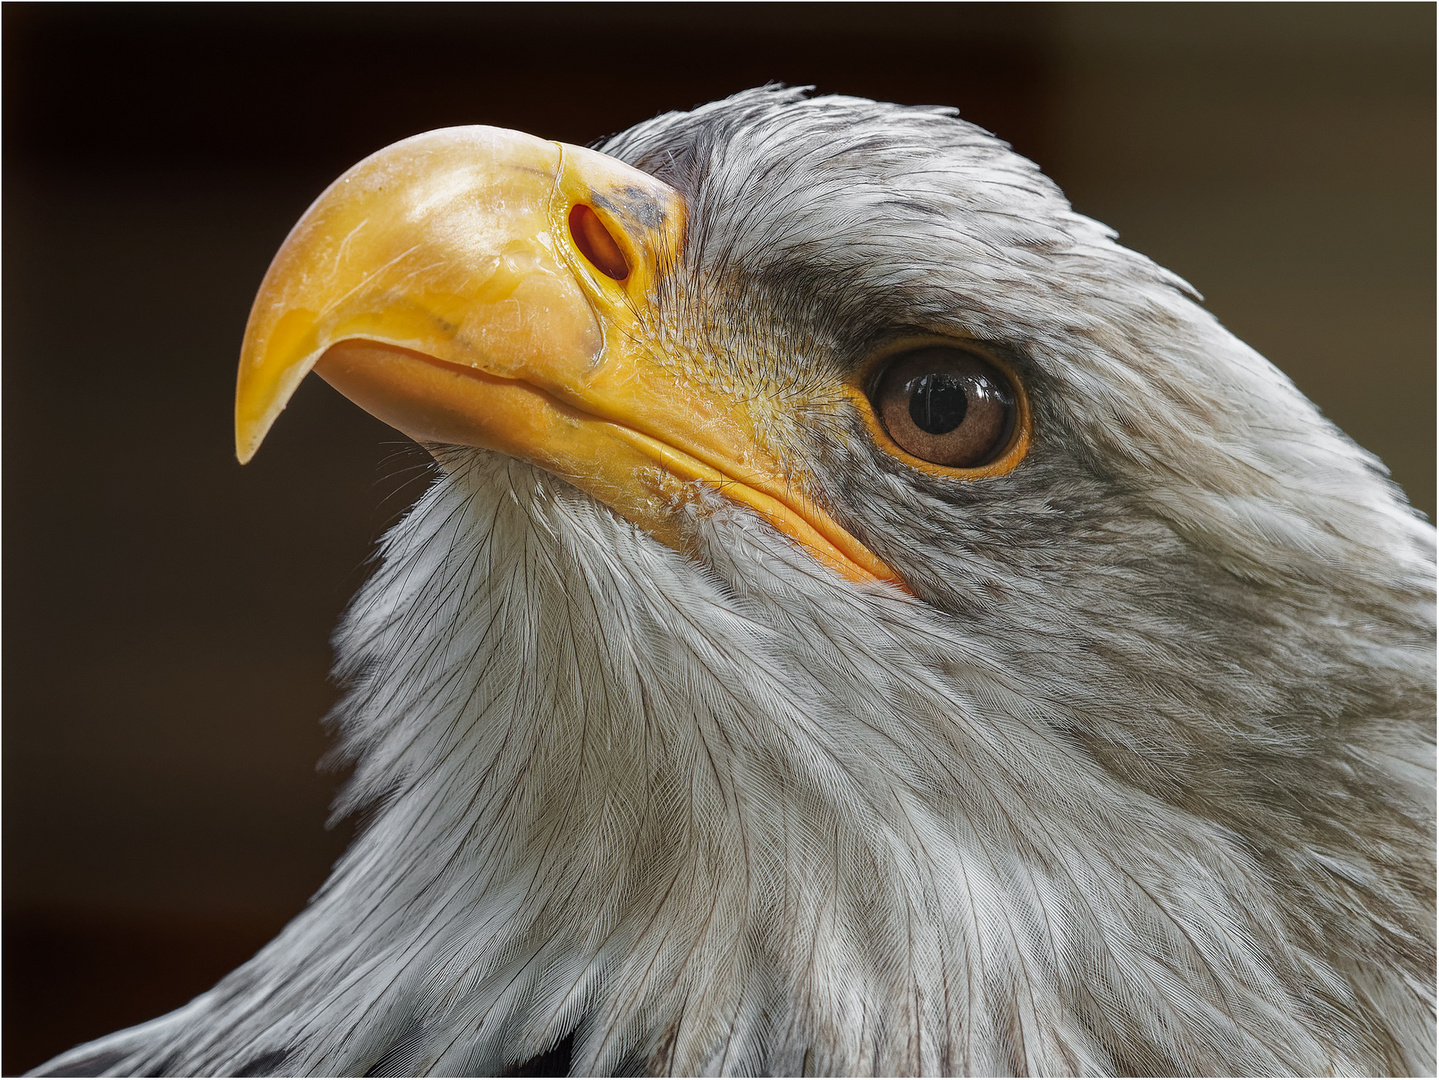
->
[38,87,1434,1078]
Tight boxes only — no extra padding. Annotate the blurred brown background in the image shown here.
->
[3,3,1432,1073]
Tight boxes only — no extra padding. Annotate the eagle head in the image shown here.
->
[38,87,1434,1078]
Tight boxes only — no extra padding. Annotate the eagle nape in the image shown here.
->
[34,88,1434,1078]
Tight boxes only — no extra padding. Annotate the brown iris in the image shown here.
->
[873,347,1017,468]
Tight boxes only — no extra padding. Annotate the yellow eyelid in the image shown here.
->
[846,339,1032,479]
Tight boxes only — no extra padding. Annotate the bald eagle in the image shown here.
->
[36,88,1434,1078]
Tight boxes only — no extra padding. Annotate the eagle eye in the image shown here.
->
[872,347,1019,469]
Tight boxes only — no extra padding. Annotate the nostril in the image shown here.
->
[569,204,630,281]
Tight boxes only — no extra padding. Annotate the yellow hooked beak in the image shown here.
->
[236,126,899,587]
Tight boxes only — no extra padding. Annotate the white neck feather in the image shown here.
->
[92,455,1424,1076]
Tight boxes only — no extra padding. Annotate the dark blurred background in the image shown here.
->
[4,3,1432,1073]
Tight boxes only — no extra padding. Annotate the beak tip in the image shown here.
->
[235,416,265,465]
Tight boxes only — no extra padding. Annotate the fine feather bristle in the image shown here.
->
[35,87,1434,1078]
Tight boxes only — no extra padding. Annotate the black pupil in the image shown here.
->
[908,373,967,434]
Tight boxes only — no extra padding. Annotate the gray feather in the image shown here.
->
[36,87,1433,1077]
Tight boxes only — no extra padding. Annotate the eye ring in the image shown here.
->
[848,342,1031,478]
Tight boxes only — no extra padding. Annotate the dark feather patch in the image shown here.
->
[234,1048,293,1076]
[501,1031,576,1078]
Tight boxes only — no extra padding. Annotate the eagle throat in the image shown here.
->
[65,451,1430,1077]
